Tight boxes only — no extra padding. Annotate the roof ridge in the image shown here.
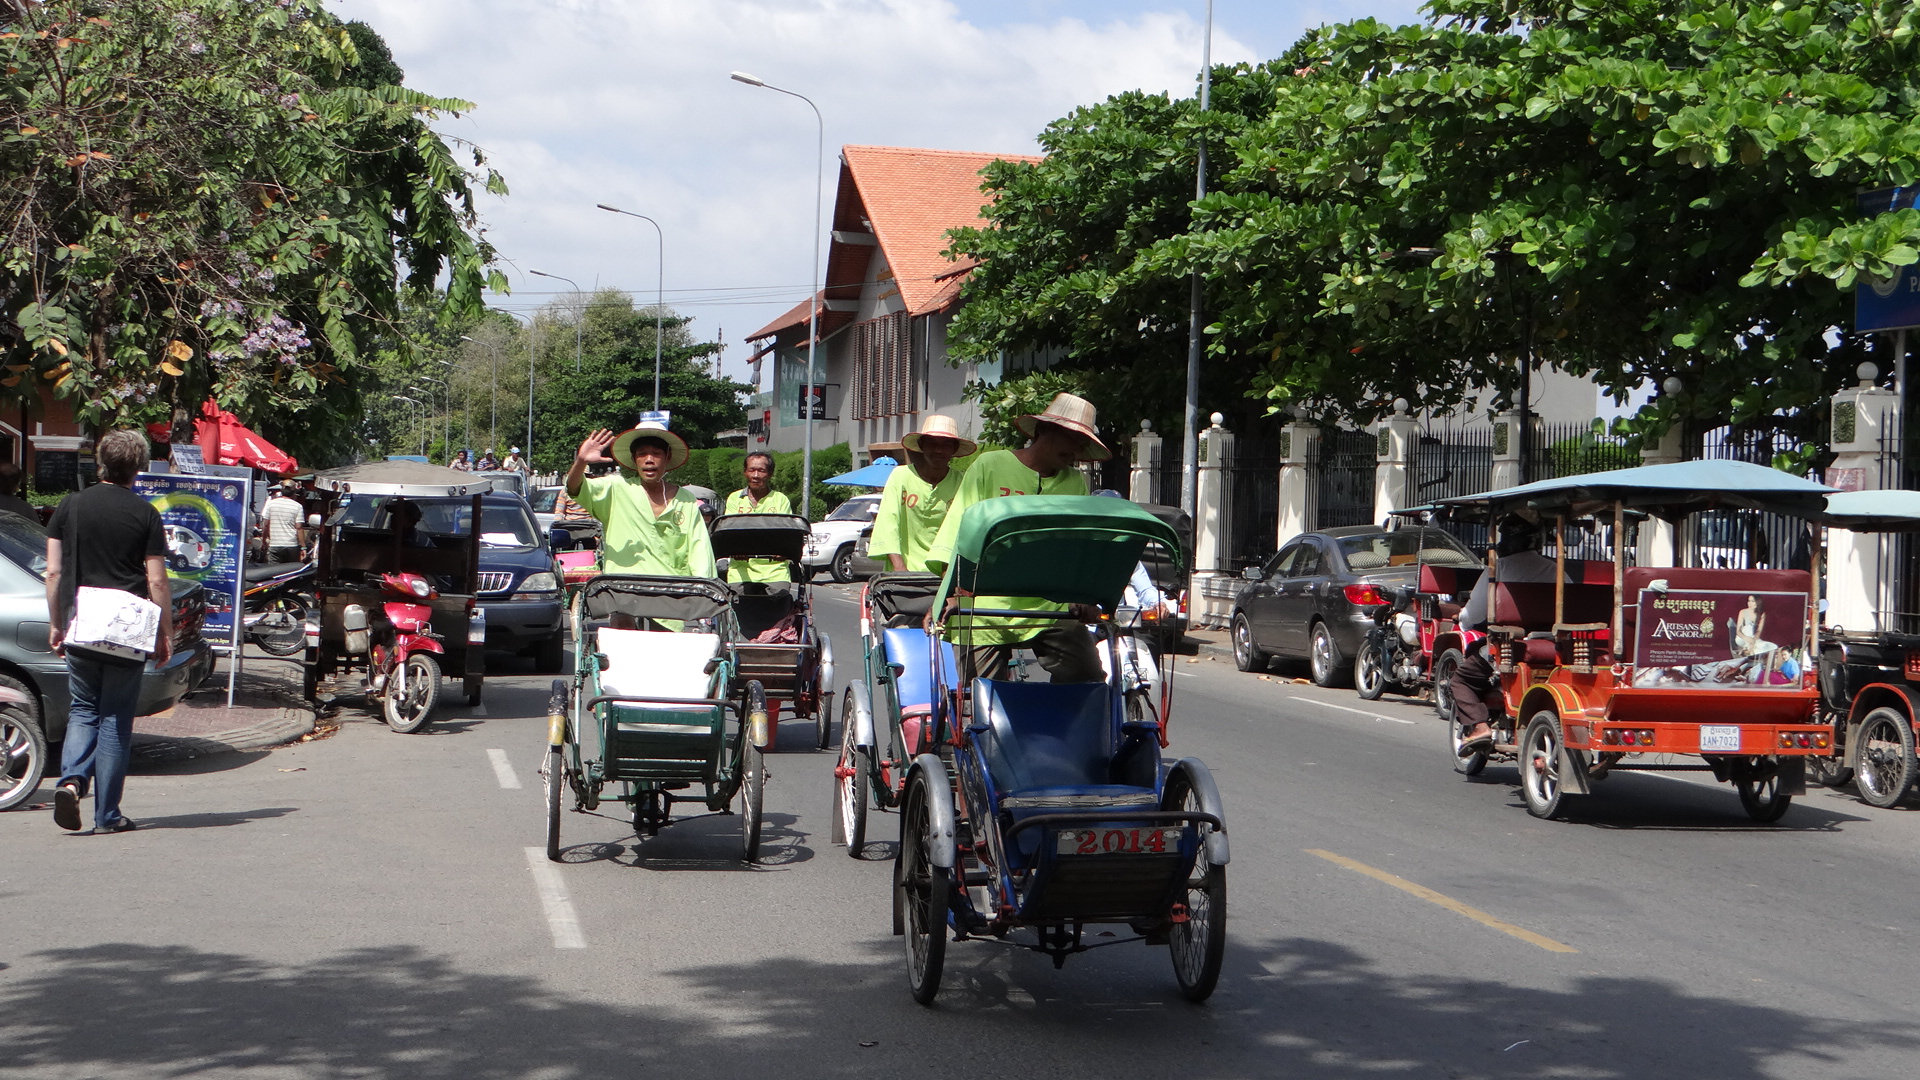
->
[842,143,1041,163]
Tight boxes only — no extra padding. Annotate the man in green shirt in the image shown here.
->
[567,422,716,580]
[926,393,1107,684]
[723,451,795,584]
[870,414,976,573]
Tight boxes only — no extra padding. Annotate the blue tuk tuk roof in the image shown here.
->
[1819,489,1920,531]
[1437,459,1835,519]
[932,495,1184,610]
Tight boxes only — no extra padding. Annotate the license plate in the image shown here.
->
[1699,725,1741,752]
[1056,827,1183,856]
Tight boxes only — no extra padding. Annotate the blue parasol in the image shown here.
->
[824,456,898,487]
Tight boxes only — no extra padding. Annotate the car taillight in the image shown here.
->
[1344,584,1388,606]
[1177,590,1188,617]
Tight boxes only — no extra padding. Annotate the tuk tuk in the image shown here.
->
[304,461,489,731]
[1813,489,1920,805]
[1436,460,1836,822]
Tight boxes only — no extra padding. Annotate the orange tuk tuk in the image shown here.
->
[1438,460,1836,822]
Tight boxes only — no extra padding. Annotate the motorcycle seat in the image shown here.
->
[245,561,306,583]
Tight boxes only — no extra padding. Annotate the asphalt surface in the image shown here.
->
[5,580,1920,1079]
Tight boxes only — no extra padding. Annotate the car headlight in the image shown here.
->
[513,572,560,599]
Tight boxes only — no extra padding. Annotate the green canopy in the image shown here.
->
[931,495,1184,613]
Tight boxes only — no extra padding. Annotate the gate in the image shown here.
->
[1313,428,1375,530]
[1407,427,1494,551]
[1684,424,1811,571]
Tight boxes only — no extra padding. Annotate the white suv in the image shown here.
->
[805,493,882,582]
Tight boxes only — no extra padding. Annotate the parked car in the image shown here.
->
[529,485,562,534]
[805,493,885,582]
[475,470,526,498]
[0,512,215,810]
[1230,524,1480,686]
[339,493,566,671]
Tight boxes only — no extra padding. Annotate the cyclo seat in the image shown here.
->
[596,630,725,777]
[881,628,956,754]
[971,678,1158,864]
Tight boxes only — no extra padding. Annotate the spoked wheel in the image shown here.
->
[1449,711,1489,777]
[1807,752,1854,790]
[0,704,47,812]
[741,681,767,863]
[382,652,442,733]
[899,771,949,1005]
[1354,639,1387,701]
[254,594,311,656]
[1519,711,1566,819]
[544,745,565,861]
[1853,707,1916,808]
[814,637,836,751]
[1162,768,1226,1003]
[833,691,870,856]
[1433,648,1464,724]
[1733,759,1793,823]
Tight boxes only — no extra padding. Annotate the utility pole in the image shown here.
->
[1179,0,1214,522]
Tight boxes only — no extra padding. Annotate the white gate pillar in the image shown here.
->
[1372,399,1417,527]
[1276,421,1318,546]
[1826,365,1902,632]
[1635,425,1686,568]
[1490,409,1527,491]
[1129,420,1163,504]
[1191,414,1237,629]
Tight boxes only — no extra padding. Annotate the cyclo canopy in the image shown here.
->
[930,495,1185,620]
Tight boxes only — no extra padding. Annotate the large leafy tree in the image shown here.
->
[0,0,505,457]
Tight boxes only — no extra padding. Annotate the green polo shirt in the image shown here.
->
[926,450,1087,646]
[723,487,794,584]
[575,475,716,579]
[868,462,964,573]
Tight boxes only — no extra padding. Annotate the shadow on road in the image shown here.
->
[137,806,299,830]
[2,935,1912,1078]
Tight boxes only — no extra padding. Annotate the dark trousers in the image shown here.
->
[962,622,1104,685]
[1450,645,1502,728]
[268,546,301,565]
[58,652,145,828]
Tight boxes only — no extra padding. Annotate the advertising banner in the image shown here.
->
[1631,589,1808,689]
[133,472,250,640]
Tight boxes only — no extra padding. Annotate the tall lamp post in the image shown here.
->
[731,69,825,519]
[411,377,447,461]
[461,333,503,451]
[529,269,585,371]
[395,395,425,457]
[493,308,537,467]
[595,203,666,413]
[1179,0,1214,522]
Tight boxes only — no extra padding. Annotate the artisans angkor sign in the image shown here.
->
[1632,589,1809,689]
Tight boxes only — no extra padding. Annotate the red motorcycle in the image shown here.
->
[344,572,446,733]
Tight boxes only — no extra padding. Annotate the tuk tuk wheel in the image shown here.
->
[1807,754,1854,789]
[1162,767,1226,1003]
[834,690,870,856]
[544,745,565,861]
[1449,712,1489,778]
[741,682,767,864]
[1519,711,1566,819]
[1732,760,1793,823]
[900,770,949,1005]
[1432,648,1464,725]
[383,653,442,734]
[1852,706,1916,809]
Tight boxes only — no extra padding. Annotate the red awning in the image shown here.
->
[195,402,299,475]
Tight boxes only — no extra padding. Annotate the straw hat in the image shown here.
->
[611,421,690,472]
[1013,392,1109,461]
[900,413,978,458]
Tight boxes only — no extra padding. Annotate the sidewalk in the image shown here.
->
[132,654,316,765]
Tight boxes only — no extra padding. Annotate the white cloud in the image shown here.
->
[324,0,1269,382]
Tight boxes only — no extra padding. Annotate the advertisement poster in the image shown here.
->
[1632,589,1809,689]
[133,472,250,640]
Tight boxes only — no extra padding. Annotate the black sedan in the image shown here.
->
[1230,525,1479,685]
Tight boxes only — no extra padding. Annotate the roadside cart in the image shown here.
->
[897,495,1227,1005]
[1435,460,1836,822]
[711,513,835,751]
[304,461,489,731]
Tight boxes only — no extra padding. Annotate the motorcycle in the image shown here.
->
[1354,584,1421,701]
[348,571,446,733]
[241,559,317,657]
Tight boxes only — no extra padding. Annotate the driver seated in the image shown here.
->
[1451,518,1560,756]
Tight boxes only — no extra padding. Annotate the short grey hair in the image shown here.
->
[96,429,151,484]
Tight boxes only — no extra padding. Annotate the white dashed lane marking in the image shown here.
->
[523,847,587,948]
[487,748,522,789]
[1287,695,1419,726]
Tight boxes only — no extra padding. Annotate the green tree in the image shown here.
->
[0,0,505,455]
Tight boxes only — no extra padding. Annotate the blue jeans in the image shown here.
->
[58,652,145,828]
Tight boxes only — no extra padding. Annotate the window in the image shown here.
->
[1290,546,1324,577]
[850,311,912,419]
[1336,528,1477,570]
[1267,545,1302,577]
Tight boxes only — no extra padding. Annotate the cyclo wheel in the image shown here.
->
[1162,766,1226,1003]
[383,652,442,734]
[544,744,565,860]
[899,769,949,1005]
[834,689,869,856]
[741,681,767,863]
[1853,706,1916,808]
[1519,710,1567,819]
[1733,758,1793,823]
[814,636,835,751]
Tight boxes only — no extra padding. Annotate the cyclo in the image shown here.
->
[1436,459,1836,821]
[711,512,836,751]
[895,495,1228,1004]
[304,461,489,731]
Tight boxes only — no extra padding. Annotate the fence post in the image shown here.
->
[1190,414,1236,629]
[1276,420,1318,545]
[1490,409,1526,490]
[1129,420,1163,504]
[1372,399,1417,527]
[1825,365,1903,632]
[1633,424,1686,567]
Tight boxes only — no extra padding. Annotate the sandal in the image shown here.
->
[1457,729,1495,756]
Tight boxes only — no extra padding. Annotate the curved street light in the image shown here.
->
[493,308,538,466]
[731,70,825,519]
[529,269,585,371]
[596,204,666,414]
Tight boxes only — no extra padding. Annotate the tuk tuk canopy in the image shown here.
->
[1438,459,1835,520]
[932,495,1184,612]
[1819,489,1920,532]
[311,460,495,498]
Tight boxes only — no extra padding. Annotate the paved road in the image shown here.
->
[5,581,1920,1079]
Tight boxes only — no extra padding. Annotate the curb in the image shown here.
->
[132,707,316,765]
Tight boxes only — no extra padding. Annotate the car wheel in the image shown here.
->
[831,544,856,584]
[1231,612,1268,673]
[1308,622,1349,688]
[0,674,47,812]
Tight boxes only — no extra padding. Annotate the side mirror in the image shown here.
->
[1241,566,1265,582]
[306,513,323,528]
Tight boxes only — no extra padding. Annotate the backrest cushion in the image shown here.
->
[976,678,1115,793]
[597,629,720,702]
[882,627,956,711]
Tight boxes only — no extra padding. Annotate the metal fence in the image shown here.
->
[1221,449,1278,572]
[1313,428,1376,530]
[1526,421,1635,483]
[1872,411,1918,632]
[1407,426,1494,552]
[1680,423,1813,571]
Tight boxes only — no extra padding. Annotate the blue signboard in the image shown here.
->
[1855,187,1920,332]
[133,472,250,640]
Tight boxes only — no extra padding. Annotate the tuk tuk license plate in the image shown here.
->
[1057,827,1183,856]
[1699,725,1742,752]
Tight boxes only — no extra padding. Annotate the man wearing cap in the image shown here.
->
[870,414,975,575]
[723,452,793,584]
[926,392,1105,683]
[566,424,715,581]
[502,446,529,476]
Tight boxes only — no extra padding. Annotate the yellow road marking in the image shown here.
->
[1305,848,1578,954]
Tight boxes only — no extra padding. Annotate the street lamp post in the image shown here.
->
[463,332,503,450]
[732,70,825,519]
[1179,0,1214,523]
[595,204,666,414]
[529,269,585,371]
[493,309,538,468]
[395,395,425,457]
[412,377,447,461]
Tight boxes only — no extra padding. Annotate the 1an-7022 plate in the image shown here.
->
[1699,725,1742,752]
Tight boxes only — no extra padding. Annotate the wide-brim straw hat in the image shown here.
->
[612,421,690,472]
[900,413,979,458]
[1012,392,1110,461]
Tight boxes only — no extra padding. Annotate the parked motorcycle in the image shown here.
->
[1354,584,1420,701]
[241,559,317,657]
[349,571,446,733]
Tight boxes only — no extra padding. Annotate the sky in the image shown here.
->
[327,0,1426,388]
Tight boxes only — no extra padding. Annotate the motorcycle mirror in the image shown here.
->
[1113,606,1143,629]
[306,513,322,527]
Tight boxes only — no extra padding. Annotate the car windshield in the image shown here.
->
[827,499,877,523]
[1336,528,1477,570]
[529,487,561,513]
[0,511,47,579]
[342,496,541,549]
